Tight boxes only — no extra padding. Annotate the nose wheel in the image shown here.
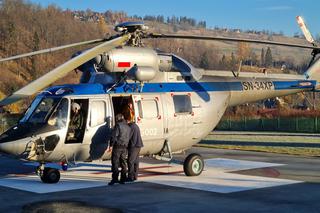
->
[36,164,60,183]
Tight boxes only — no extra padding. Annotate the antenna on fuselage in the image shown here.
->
[231,60,242,78]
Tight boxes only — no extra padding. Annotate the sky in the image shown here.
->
[28,0,319,36]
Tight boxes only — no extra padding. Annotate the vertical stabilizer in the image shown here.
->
[304,58,320,88]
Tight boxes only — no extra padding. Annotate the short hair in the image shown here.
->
[115,113,124,122]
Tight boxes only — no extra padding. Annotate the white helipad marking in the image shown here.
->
[0,176,106,193]
[142,158,301,193]
[0,158,302,194]
[205,158,284,172]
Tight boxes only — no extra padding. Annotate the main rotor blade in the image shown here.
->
[0,34,130,106]
[149,33,320,50]
[0,38,106,63]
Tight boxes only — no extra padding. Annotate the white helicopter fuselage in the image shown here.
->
[0,70,314,164]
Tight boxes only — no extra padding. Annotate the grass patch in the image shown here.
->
[199,132,320,157]
[206,133,320,143]
[195,144,320,157]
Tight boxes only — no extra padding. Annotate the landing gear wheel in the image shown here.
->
[40,168,60,183]
[183,153,204,176]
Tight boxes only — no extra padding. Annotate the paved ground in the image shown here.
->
[0,146,319,213]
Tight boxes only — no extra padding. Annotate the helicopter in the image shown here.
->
[0,18,320,184]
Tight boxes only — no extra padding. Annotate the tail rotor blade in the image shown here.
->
[296,16,316,45]
[0,34,130,106]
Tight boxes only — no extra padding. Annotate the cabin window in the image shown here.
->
[90,101,106,127]
[138,99,159,119]
[173,95,192,114]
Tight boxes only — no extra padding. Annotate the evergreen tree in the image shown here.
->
[265,47,273,67]
[260,48,265,67]
[199,51,209,69]
[250,52,258,66]
[219,54,227,70]
[230,52,237,70]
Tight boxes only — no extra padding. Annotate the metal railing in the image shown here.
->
[216,116,320,133]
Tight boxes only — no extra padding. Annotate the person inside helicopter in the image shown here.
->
[66,101,85,143]
[123,101,135,123]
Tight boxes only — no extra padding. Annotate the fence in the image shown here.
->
[216,116,320,133]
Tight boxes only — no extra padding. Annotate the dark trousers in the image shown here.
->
[111,147,127,181]
[128,147,141,180]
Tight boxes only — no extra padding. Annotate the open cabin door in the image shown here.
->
[82,96,112,160]
[65,98,89,144]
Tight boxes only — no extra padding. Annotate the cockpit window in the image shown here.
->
[48,98,69,128]
[27,98,60,124]
[19,96,42,123]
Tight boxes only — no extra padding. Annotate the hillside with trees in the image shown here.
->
[0,0,316,113]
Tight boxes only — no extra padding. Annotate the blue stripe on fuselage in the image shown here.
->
[111,80,315,93]
[111,82,243,93]
[273,80,316,90]
[46,80,316,96]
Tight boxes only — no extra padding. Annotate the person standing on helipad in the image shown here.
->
[107,113,131,185]
[127,121,143,182]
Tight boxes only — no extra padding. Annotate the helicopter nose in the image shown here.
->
[0,141,13,155]
[0,137,30,156]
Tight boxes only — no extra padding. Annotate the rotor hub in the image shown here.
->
[115,22,149,47]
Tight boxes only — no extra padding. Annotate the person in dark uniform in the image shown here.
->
[108,113,131,185]
[127,122,143,182]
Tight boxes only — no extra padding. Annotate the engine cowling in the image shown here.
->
[127,65,157,81]
[99,46,159,73]
[93,47,173,82]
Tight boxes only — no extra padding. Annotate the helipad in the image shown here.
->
[0,158,301,194]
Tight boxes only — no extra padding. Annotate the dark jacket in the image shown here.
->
[128,123,144,148]
[111,120,131,147]
[70,111,84,131]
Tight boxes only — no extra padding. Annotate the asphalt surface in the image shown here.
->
[0,146,319,213]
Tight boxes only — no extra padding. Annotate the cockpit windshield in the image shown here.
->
[21,97,61,124]
[48,98,69,128]
[19,96,43,123]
